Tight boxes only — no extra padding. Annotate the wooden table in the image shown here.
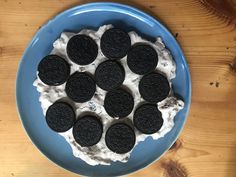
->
[1,0,236,176]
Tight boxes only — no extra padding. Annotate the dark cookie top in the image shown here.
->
[95,60,125,91]
[104,88,134,118]
[46,102,75,132]
[133,104,163,134]
[65,72,96,103]
[38,55,70,86]
[66,35,98,65]
[139,72,170,103]
[105,123,135,154]
[101,28,131,60]
[127,44,158,75]
[73,115,103,147]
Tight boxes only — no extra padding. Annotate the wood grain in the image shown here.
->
[0,0,236,177]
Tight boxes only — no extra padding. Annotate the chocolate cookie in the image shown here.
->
[65,72,96,103]
[73,116,103,147]
[139,72,170,103]
[46,102,75,132]
[66,35,98,65]
[104,88,134,118]
[133,104,163,134]
[101,28,131,60]
[95,60,125,91]
[38,55,70,86]
[127,44,158,75]
[105,123,135,154]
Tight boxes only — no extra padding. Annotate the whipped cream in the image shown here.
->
[33,25,184,166]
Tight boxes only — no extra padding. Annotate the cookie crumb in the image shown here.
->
[209,82,214,85]
[216,82,219,87]
[175,33,179,38]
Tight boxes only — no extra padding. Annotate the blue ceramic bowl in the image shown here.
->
[16,2,191,177]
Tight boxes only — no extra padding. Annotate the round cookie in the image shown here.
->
[46,102,75,132]
[104,88,134,118]
[101,28,131,60]
[66,35,98,65]
[65,72,96,103]
[127,44,158,75]
[73,116,103,147]
[38,55,70,86]
[133,104,163,134]
[139,72,170,103]
[95,60,125,91]
[105,123,135,154]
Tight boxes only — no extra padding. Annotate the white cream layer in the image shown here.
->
[33,25,184,166]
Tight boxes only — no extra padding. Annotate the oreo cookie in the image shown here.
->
[133,104,163,134]
[95,60,125,91]
[73,116,103,147]
[105,123,135,154]
[127,44,158,75]
[65,72,96,103]
[104,88,134,118]
[46,102,75,132]
[101,28,131,60]
[139,73,170,103]
[38,55,70,86]
[66,35,98,65]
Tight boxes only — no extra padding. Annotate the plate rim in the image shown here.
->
[16,2,192,176]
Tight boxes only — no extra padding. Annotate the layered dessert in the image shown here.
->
[33,24,184,165]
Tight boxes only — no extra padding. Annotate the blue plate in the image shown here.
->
[16,2,191,177]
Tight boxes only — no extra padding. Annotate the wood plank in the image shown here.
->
[0,0,236,177]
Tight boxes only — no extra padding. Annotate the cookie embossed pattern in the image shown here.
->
[33,24,184,166]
